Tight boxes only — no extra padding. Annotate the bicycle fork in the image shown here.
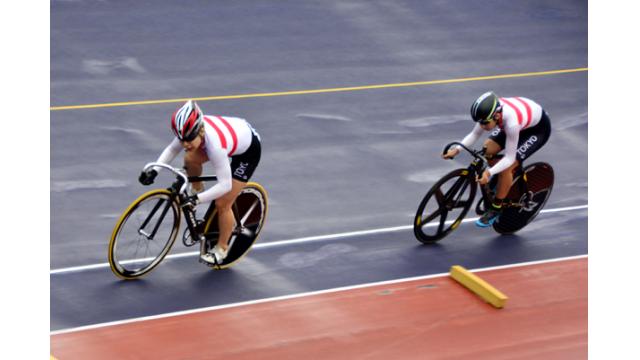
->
[138,198,173,240]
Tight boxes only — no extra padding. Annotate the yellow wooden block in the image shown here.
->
[450,265,508,308]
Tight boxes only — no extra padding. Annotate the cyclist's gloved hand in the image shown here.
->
[181,194,199,211]
[138,169,158,186]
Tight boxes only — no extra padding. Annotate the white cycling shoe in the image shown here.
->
[200,245,229,265]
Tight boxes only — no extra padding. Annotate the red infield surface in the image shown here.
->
[51,257,587,359]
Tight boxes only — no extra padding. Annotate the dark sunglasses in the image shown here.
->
[479,106,502,125]
[181,132,199,143]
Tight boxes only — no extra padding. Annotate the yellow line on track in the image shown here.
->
[50,67,587,111]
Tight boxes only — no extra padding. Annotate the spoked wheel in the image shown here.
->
[493,162,554,234]
[203,182,268,269]
[108,189,181,279]
[414,168,477,243]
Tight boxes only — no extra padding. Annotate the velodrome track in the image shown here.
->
[51,0,587,358]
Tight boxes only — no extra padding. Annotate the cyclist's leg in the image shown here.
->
[484,124,505,160]
[216,133,261,251]
[495,161,520,199]
[486,130,520,204]
[483,138,502,160]
[495,112,551,203]
[483,129,505,184]
[214,180,248,251]
[183,148,208,193]
[210,132,261,258]
[476,134,507,227]
[514,111,552,164]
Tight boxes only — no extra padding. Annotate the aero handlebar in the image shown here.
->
[143,162,189,195]
[443,142,490,169]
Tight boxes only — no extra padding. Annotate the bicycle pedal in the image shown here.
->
[197,254,216,266]
[198,257,215,267]
[198,252,224,269]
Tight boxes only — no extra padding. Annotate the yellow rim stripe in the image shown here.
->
[451,219,461,230]
[51,67,587,111]
[108,189,179,280]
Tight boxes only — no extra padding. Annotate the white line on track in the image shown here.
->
[50,204,587,275]
[50,254,587,336]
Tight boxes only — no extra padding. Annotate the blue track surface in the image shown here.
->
[51,0,587,331]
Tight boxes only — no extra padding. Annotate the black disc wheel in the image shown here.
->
[108,189,180,279]
[202,182,268,269]
[414,168,477,243]
[493,162,554,234]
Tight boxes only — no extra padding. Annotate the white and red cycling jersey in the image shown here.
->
[460,97,544,176]
[156,115,257,203]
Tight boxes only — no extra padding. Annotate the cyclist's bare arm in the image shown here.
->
[444,123,482,159]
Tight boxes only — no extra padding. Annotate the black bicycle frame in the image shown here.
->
[137,173,250,250]
[185,175,251,249]
[136,174,191,241]
[443,141,524,211]
[474,154,531,210]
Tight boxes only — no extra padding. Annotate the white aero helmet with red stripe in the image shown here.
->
[171,100,203,142]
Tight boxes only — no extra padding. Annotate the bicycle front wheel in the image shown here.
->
[414,168,477,243]
[108,189,181,279]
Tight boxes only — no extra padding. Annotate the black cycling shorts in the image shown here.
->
[488,110,551,163]
[230,131,261,182]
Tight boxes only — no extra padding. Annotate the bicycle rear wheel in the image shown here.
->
[493,162,554,234]
[414,168,477,243]
[203,182,268,268]
[108,189,181,279]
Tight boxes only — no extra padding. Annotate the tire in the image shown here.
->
[414,168,477,243]
[108,189,181,279]
[203,182,268,269]
[493,162,554,234]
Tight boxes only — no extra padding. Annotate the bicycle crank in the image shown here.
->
[519,191,539,212]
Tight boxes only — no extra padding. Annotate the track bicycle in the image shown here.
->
[108,162,268,279]
[413,142,554,243]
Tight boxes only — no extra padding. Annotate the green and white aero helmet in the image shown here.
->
[470,91,501,123]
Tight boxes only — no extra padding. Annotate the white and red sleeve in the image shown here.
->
[459,123,484,149]
[488,124,519,176]
[196,146,233,203]
[154,138,182,170]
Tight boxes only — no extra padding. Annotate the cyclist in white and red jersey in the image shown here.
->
[443,91,551,227]
[138,100,262,264]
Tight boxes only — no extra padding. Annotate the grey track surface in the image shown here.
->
[51,0,587,331]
